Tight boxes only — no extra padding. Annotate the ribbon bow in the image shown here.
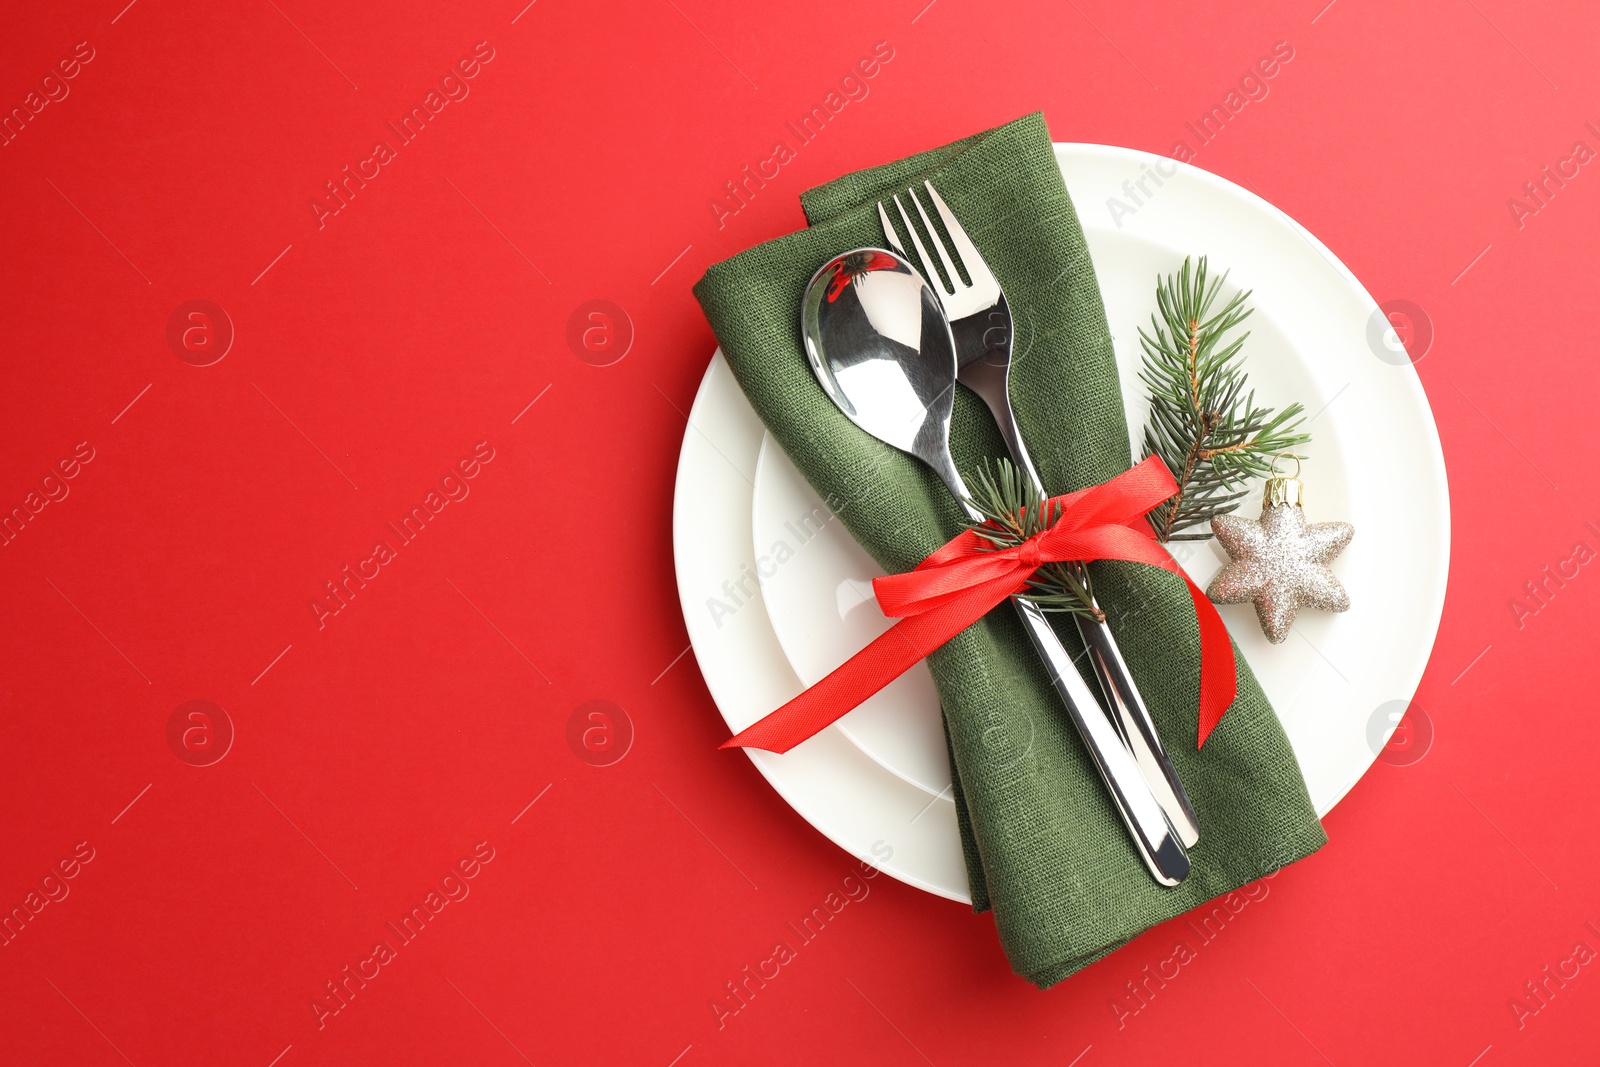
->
[722,456,1237,753]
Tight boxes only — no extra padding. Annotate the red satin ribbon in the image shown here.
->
[721,456,1237,754]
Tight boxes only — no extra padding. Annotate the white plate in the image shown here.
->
[752,433,951,795]
[672,354,969,901]
[674,144,1450,902]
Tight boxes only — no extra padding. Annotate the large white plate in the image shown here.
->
[673,144,1450,902]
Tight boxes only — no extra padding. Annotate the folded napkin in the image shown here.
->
[693,112,1325,987]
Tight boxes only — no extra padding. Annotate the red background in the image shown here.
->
[1,1,1594,1064]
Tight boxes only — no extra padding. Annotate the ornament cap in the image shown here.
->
[1262,476,1303,509]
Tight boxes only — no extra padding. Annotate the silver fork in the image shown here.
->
[878,181,1201,848]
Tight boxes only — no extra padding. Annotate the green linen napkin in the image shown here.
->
[693,112,1325,988]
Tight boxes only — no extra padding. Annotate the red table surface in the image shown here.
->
[1,1,1594,1064]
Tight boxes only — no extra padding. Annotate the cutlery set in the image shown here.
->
[800,181,1197,886]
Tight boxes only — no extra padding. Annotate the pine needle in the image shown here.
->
[1138,256,1309,541]
[964,459,1104,620]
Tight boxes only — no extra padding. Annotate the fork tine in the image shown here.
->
[892,193,948,294]
[923,181,994,290]
[910,185,965,291]
[876,201,907,257]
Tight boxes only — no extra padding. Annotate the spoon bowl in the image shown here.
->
[800,249,968,497]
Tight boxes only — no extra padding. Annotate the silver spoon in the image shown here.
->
[801,248,1189,887]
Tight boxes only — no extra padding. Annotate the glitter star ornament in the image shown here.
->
[1207,461,1353,644]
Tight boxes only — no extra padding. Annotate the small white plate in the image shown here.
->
[752,433,951,796]
[674,144,1450,901]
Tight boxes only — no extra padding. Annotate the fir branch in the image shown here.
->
[1138,256,1310,541]
[964,460,1104,621]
